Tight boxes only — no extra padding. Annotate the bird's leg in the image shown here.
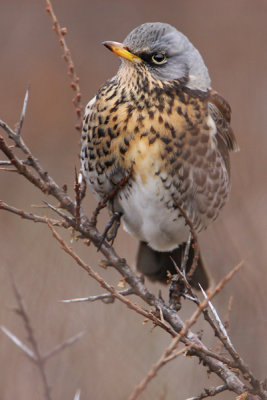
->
[97,211,122,251]
[169,275,186,311]
[90,166,133,227]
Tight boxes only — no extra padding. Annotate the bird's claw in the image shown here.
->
[97,211,122,251]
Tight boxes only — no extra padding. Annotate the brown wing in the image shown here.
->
[209,91,239,151]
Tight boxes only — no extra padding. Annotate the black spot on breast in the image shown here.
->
[96,162,104,174]
[165,145,173,153]
[102,146,109,156]
[107,128,116,139]
[137,114,145,123]
[104,115,110,125]
[176,106,183,115]
[98,127,105,138]
[96,148,102,158]
[104,158,116,168]
[161,136,171,145]
[169,155,176,164]
[148,110,154,120]
[119,145,127,155]
[89,151,96,160]
[149,136,156,145]
[141,132,148,138]
[124,137,130,147]
[106,91,117,101]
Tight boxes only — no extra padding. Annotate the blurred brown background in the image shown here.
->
[0,1,266,399]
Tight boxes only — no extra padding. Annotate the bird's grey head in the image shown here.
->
[122,22,211,91]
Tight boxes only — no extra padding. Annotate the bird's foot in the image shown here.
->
[169,274,187,311]
[97,211,122,251]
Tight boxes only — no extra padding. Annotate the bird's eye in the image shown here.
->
[151,52,167,64]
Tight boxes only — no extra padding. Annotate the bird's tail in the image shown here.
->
[136,240,210,290]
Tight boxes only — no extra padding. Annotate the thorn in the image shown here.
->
[60,27,67,35]
[16,85,30,135]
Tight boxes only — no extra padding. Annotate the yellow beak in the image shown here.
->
[103,41,142,64]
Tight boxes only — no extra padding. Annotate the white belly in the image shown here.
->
[118,174,189,251]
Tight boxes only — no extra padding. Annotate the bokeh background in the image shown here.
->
[0,1,267,399]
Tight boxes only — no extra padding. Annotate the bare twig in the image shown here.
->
[216,295,233,355]
[60,287,135,304]
[45,0,82,131]
[44,201,76,225]
[0,121,75,214]
[0,325,36,361]
[74,167,82,228]
[200,285,235,349]
[43,331,85,362]
[0,135,48,192]
[3,275,86,399]
[0,200,68,227]
[200,285,262,393]
[0,159,30,166]
[73,389,81,400]
[128,345,188,400]
[10,277,52,400]
[186,384,228,400]
[16,85,30,135]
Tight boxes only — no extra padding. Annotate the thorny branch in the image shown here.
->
[60,287,135,304]
[9,277,52,400]
[186,384,228,400]
[1,2,266,398]
[128,262,244,400]
[45,0,82,131]
[1,277,84,400]
[0,200,68,227]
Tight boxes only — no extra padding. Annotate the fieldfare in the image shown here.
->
[81,22,238,289]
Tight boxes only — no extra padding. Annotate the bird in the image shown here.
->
[81,22,238,289]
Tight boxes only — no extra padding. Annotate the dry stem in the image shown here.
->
[45,0,82,131]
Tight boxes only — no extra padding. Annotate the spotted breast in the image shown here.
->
[81,22,238,288]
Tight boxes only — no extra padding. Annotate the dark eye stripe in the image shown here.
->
[135,51,167,65]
